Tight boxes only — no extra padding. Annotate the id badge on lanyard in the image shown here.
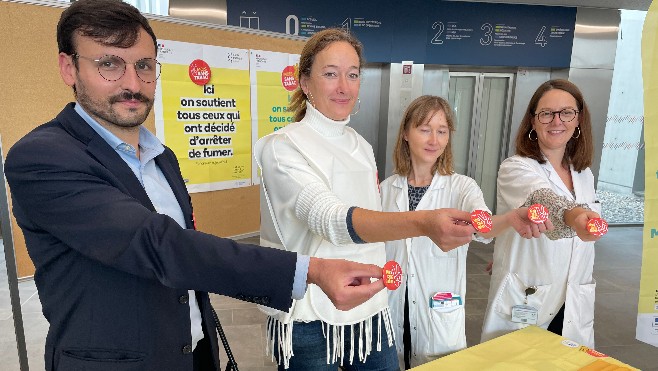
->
[511,286,538,325]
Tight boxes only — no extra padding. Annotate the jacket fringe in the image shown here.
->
[266,308,395,369]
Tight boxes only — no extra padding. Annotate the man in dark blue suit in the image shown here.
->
[5,1,385,370]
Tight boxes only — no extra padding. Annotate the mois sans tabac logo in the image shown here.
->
[188,59,211,86]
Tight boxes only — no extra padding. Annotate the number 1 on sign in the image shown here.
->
[535,26,547,47]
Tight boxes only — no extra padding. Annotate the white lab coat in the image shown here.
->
[381,172,492,368]
[481,155,600,348]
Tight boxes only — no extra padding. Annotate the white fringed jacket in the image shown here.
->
[254,104,393,368]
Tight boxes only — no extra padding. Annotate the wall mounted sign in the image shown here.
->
[227,0,576,68]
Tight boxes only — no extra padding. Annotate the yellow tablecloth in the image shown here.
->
[411,326,638,370]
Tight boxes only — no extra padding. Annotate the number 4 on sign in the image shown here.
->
[535,26,548,47]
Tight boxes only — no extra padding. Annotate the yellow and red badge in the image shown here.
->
[281,65,298,91]
[383,261,402,290]
[586,218,609,236]
[188,59,211,86]
[527,204,549,224]
[470,210,493,233]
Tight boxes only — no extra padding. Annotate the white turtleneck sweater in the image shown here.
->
[254,103,393,367]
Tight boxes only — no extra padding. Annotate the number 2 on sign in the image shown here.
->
[431,22,445,45]
[535,26,547,47]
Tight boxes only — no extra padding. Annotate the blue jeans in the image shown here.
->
[274,320,399,371]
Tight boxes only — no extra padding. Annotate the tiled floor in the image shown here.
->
[2,227,657,370]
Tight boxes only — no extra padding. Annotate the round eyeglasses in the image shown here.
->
[73,54,161,83]
[534,108,579,124]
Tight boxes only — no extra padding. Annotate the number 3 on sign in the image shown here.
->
[535,26,548,47]
[480,23,492,45]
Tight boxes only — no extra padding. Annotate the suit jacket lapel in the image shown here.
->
[155,152,193,228]
[57,103,156,210]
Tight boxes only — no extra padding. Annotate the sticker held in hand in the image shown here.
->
[586,218,608,236]
[527,204,549,223]
[470,210,493,233]
[383,261,402,290]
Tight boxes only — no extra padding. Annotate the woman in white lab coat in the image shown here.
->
[380,95,549,369]
[480,79,602,348]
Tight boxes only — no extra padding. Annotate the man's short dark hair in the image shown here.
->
[57,0,157,56]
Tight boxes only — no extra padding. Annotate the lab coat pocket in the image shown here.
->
[494,272,553,325]
[569,280,596,335]
[425,305,467,357]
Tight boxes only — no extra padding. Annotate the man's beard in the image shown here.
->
[76,80,153,128]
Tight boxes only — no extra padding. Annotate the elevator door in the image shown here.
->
[448,73,514,212]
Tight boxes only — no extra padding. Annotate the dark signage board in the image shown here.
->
[226,0,576,67]
[226,0,394,64]
[424,1,576,67]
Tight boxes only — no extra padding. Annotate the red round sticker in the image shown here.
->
[281,65,298,91]
[470,210,492,233]
[383,261,402,290]
[587,218,608,236]
[528,204,549,224]
[189,59,211,86]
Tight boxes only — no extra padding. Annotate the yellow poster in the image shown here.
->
[249,50,300,183]
[154,40,251,193]
[637,2,658,347]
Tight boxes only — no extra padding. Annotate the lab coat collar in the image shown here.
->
[392,173,447,211]
[539,157,575,200]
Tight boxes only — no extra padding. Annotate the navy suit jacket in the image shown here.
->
[6,103,297,371]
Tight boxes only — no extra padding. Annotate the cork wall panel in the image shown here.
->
[0,1,303,277]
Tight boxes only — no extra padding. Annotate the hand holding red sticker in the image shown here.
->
[527,204,549,224]
[470,210,492,233]
[383,260,402,290]
[586,218,608,236]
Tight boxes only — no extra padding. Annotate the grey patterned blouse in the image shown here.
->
[523,187,591,240]
[408,184,430,211]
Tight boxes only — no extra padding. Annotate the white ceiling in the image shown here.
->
[450,0,651,11]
